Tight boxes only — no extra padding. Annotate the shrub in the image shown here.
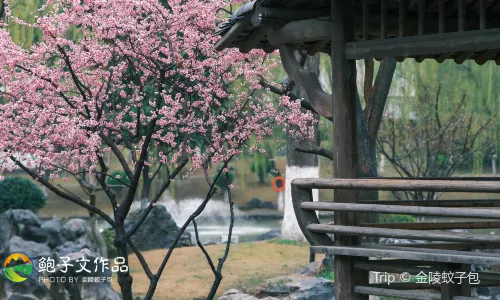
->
[0,177,46,213]
[101,228,118,258]
[106,171,130,186]
[379,214,417,224]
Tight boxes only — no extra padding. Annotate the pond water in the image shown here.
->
[99,195,282,244]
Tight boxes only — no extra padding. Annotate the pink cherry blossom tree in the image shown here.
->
[0,0,315,299]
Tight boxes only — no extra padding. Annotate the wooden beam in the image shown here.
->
[307,40,329,55]
[214,17,250,51]
[250,6,329,27]
[475,49,498,64]
[278,45,332,119]
[239,26,268,53]
[293,178,500,192]
[354,286,441,299]
[359,199,500,207]
[301,202,500,219]
[331,1,361,299]
[267,19,331,46]
[312,245,500,265]
[307,224,500,244]
[344,28,500,60]
[361,221,500,230]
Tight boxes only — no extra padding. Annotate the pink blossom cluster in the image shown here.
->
[0,0,315,178]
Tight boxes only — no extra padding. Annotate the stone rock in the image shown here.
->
[7,293,41,300]
[4,274,50,300]
[287,278,334,300]
[20,225,48,243]
[61,218,90,241]
[49,248,120,300]
[0,211,15,258]
[240,197,276,210]
[252,229,281,242]
[125,204,191,251]
[8,236,51,258]
[55,241,90,256]
[41,218,64,248]
[218,289,282,300]
[7,209,41,227]
[296,262,322,276]
[259,277,334,300]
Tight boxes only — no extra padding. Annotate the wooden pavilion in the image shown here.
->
[215,1,500,299]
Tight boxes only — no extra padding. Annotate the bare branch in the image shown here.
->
[295,146,333,161]
[206,172,235,299]
[10,156,115,227]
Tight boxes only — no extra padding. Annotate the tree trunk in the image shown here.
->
[114,221,133,300]
[281,53,320,241]
[141,153,152,209]
[89,193,108,258]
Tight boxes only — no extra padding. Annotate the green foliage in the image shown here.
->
[250,152,273,184]
[106,171,130,186]
[0,177,46,213]
[267,239,303,246]
[317,270,334,281]
[214,167,235,191]
[379,214,417,224]
[101,229,118,258]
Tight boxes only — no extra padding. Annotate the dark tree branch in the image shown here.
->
[126,239,153,279]
[193,219,216,274]
[206,172,235,299]
[126,158,189,239]
[99,133,134,181]
[295,146,333,161]
[9,156,115,227]
[363,58,374,102]
[364,58,397,139]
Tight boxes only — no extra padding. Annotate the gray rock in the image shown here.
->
[219,289,282,300]
[240,197,276,210]
[4,274,50,300]
[7,293,41,300]
[125,204,191,251]
[287,278,334,300]
[55,241,90,256]
[49,248,120,300]
[8,236,51,258]
[252,229,281,241]
[61,218,89,241]
[8,209,41,227]
[296,262,322,276]
[41,218,64,248]
[0,211,15,257]
[20,225,48,243]
[259,278,334,300]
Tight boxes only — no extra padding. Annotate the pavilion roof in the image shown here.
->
[215,0,500,64]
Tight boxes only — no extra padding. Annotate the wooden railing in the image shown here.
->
[291,177,500,299]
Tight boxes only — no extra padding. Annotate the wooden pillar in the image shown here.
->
[331,1,364,299]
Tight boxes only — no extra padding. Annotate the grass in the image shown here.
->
[110,241,321,300]
[268,239,305,246]
[317,270,334,281]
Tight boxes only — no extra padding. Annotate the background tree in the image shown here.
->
[377,83,494,201]
[0,1,312,299]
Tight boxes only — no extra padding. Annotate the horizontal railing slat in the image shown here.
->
[307,224,500,244]
[354,286,440,299]
[311,245,500,265]
[301,202,500,219]
[292,178,500,192]
[361,221,500,230]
